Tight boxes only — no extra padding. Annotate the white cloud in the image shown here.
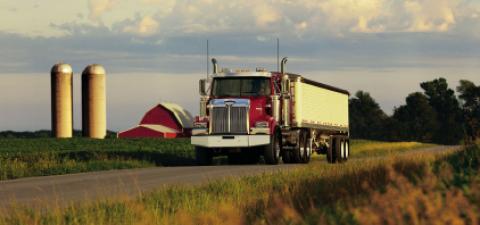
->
[317,0,385,33]
[123,15,159,36]
[88,0,118,21]
[252,3,281,28]
[404,0,458,32]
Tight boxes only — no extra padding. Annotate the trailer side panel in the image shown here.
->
[292,79,349,132]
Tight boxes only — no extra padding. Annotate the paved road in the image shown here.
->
[0,164,300,208]
[0,145,460,209]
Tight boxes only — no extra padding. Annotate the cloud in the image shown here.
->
[2,0,480,40]
[105,0,478,39]
[404,0,458,32]
[317,0,384,33]
[88,0,118,21]
[122,15,159,36]
[253,3,281,28]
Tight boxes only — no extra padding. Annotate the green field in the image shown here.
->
[0,141,476,224]
[0,138,433,180]
[0,138,194,180]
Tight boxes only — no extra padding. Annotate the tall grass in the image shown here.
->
[1,144,474,225]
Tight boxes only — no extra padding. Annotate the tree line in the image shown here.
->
[349,78,480,145]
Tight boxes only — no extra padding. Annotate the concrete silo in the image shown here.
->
[82,64,106,139]
[51,63,73,138]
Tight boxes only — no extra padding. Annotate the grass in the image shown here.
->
[0,138,194,180]
[0,142,475,224]
[350,139,434,157]
[0,138,432,181]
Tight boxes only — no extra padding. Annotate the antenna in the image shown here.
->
[207,39,209,76]
[276,38,280,72]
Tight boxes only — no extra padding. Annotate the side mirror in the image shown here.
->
[199,79,208,96]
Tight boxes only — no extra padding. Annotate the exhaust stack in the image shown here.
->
[211,58,218,74]
[281,57,288,74]
[280,57,291,127]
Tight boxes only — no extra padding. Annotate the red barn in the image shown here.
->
[117,103,193,138]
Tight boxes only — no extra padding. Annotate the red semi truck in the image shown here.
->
[191,58,350,165]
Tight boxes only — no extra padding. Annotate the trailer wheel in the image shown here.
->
[343,139,350,161]
[340,139,346,162]
[264,129,281,165]
[195,146,213,166]
[326,137,334,163]
[336,138,344,163]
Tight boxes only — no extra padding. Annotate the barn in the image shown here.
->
[117,103,193,138]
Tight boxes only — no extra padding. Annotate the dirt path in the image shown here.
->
[0,145,461,209]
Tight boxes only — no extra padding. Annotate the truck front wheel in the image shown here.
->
[195,146,213,165]
[264,130,281,165]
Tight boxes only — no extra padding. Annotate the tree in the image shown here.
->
[420,78,463,144]
[392,92,438,142]
[349,91,388,140]
[457,80,480,143]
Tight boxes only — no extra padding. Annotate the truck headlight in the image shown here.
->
[255,121,269,128]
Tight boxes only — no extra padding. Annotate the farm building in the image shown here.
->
[117,103,193,138]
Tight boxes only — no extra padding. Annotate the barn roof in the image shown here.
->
[159,102,193,129]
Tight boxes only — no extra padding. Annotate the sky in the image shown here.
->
[0,0,480,131]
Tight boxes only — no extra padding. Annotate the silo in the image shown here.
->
[51,63,73,138]
[82,64,106,139]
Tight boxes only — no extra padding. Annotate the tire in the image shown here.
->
[327,136,338,163]
[344,139,350,161]
[335,137,344,163]
[195,146,213,165]
[291,130,304,163]
[302,133,312,163]
[326,137,335,163]
[264,129,281,165]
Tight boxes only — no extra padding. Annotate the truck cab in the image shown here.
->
[191,68,280,163]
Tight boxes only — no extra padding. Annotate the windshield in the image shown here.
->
[212,77,271,97]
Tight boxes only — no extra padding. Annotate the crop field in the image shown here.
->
[0,138,432,180]
[0,141,476,224]
[0,138,194,180]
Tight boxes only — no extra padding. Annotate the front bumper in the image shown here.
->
[191,135,270,148]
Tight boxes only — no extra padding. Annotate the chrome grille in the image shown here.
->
[211,105,248,134]
[231,107,248,133]
[211,107,228,133]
